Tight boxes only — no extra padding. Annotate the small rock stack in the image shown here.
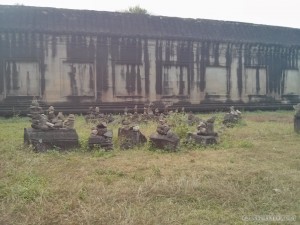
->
[89,122,113,150]
[187,116,218,145]
[25,99,79,151]
[223,106,242,127]
[150,119,180,151]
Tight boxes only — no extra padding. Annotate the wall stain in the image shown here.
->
[0,35,3,94]
[89,65,94,90]
[137,66,142,95]
[68,64,78,96]
[39,33,46,96]
[155,40,163,94]
[0,30,299,105]
[255,67,260,94]
[144,39,150,95]
[243,44,299,96]
[213,42,219,66]
[51,35,57,58]
[97,36,109,94]
[237,44,243,97]
[5,62,11,92]
[196,43,200,90]
[199,41,209,92]
[188,41,194,92]
[12,61,18,90]
[226,43,232,96]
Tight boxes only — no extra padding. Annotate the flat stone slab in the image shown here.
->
[150,133,179,151]
[24,128,79,152]
[88,130,113,150]
[187,133,218,145]
[118,128,147,149]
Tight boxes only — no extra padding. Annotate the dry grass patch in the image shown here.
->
[0,111,299,225]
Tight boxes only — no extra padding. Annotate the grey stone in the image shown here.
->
[223,106,242,127]
[187,116,218,146]
[24,128,79,152]
[88,123,113,150]
[88,135,113,150]
[150,133,180,151]
[187,132,218,145]
[293,103,300,133]
[118,127,147,149]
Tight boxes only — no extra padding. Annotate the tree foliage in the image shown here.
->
[124,5,148,14]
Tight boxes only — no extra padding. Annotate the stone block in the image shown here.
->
[150,133,179,151]
[294,115,300,133]
[187,133,218,145]
[118,128,147,149]
[88,130,113,150]
[24,128,79,152]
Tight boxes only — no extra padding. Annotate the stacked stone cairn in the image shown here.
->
[131,105,140,122]
[223,106,242,127]
[85,106,104,123]
[150,119,180,151]
[89,122,113,150]
[85,106,114,124]
[187,116,218,145]
[118,111,147,150]
[293,103,300,133]
[25,99,79,151]
[140,103,155,122]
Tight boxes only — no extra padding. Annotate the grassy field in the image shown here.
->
[0,111,299,225]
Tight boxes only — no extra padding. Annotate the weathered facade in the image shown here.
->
[0,5,300,113]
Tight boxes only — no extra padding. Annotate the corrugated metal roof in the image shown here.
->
[1,5,300,46]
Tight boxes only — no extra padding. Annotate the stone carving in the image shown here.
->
[187,116,218,145]
[25,99,79,151]
[223,106,242,127]
[88,122,113,150]
[187,111,201,126]
[63,114,75,129]
[293,103,300,133]
[51,112,65,128]
[47,106,56,123]
[150,119,180,151]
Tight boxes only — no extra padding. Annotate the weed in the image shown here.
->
[238,140,254,148]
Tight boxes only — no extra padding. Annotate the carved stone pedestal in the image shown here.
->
[294,115,300,133]
[88,130,113,150]
[223,114,240,127]
[118,127,147,150]
[150,133,179,151]
[24,128,79,152]
[187,133,218,145]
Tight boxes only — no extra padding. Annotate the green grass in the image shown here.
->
[0,111,299,225]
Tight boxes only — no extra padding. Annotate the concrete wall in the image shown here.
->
[0,32,300,105]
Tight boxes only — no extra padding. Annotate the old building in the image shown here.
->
[0,5,300,113]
